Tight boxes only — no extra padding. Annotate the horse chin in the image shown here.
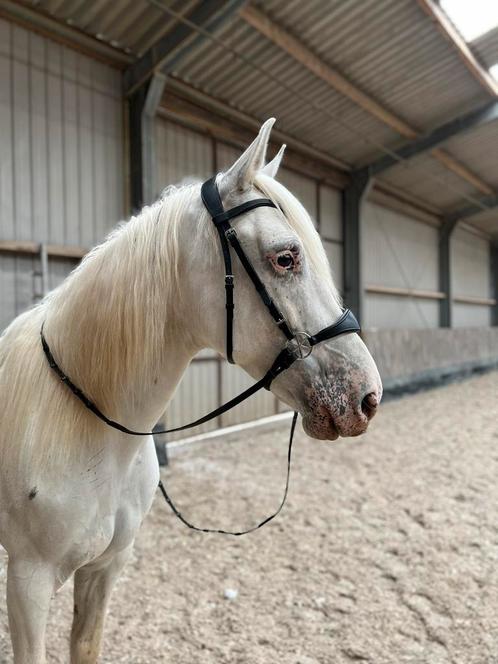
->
[301,412,340,441]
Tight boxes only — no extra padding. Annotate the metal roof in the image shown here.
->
[28,0,196,56]
[252,0,489,131]
[378,152,482,211]
[463,207,498,237]
[6,0,498,236]
[471,27,498,70]
[443,119,498,190]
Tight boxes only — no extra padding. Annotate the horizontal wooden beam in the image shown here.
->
[431,148,494,196]
[161,84,456,224]
[241,5,494,197]
[241,5,417,140]
[365,284,445,300]
[158,93,350,188]
[0,0,132,68]
[365,101,498,176]
[453,294,497,306]
[165,77,350,172]
[0,240,87,259]
[417,0,498,98]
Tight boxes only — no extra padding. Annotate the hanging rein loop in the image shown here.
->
[40,176,360,536]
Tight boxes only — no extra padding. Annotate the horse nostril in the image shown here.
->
[361,392,379,419]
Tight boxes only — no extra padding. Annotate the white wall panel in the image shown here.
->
[451,228,491,298]
[216,142,240,171]
[279,167,317,225]
[364,293,439,329]
[362,202,439,328]
[0,19,124,331]
[0,256,16,325]
[163,361,219,437]
[320,184,342,241]
[320,185,343,293]
[451,227,492,328]
[0,20,123,246]
[453,303,490,328]
[221,364,276,426]
[155,119,212,195]
[363,202,439,290]
[324,240,343,293]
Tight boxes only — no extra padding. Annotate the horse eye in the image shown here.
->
[277,253,294,269]
[268,247,300,274]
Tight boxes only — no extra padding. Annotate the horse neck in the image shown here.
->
[43,193,203,429]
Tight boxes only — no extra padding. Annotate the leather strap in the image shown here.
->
[309,309,360,347]
[201,177,293,357]
[158,411,298,536]
[40,175,361,537]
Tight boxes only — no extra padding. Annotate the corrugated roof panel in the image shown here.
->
[443,120,498,189]
[254,0,490,131]
[31,0,188,55]
[471,27,498,69]
[17,0,498,231]
[463,208,498,237]
[173,18,400,165]
[378,152,481,209]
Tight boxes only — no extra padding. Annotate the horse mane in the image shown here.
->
[36,183,209,417]
[0,170,340,467]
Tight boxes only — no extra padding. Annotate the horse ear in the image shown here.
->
[220,118,275,194]
[261,144,286,178]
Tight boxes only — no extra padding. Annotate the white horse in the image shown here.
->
[0,119,381,663]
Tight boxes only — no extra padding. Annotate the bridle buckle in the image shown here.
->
[286,332,312,360]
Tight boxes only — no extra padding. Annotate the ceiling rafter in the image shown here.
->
[363,101,498,177]
[240,4,494,197]
[445,191,498,223]
[417,0,498,98]
[124,0,245,96]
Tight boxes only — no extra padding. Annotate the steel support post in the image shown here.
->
[491,243,498,327]
[342,171,371,323]
[129,73,166,213]
[439,218,458,328]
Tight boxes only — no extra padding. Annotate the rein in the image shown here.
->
[40,176,360,536]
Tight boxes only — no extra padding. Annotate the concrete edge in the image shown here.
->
[381,358,498,400]
[158,360,498,460]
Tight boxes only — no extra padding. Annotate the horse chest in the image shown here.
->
[0,437,159,583]
[68,437,160,568]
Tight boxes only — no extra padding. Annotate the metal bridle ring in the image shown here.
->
[286,332,312,360]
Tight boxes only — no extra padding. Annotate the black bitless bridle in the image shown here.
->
[41,176,360,536]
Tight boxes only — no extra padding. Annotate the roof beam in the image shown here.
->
[241,5,417,139]
[365,101,498,176]
[430,148,493,195]
[241,5,494,196]
[163,77,350,173]
[417,0,498,98]
[124,0,246,96]
[445,192,498,223]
